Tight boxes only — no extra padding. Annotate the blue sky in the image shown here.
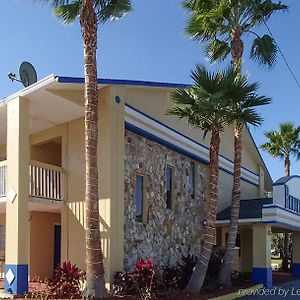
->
[1,0,300,182]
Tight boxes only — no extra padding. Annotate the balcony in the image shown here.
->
[0,160,64,206]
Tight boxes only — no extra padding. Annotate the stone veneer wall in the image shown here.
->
[124,130,207,271]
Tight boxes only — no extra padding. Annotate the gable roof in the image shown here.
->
[0,75,272,189]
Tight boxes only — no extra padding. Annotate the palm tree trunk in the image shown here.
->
[285,155,290,176]
[81,1,108,299]
[218,122,243,285]
[281,155,290,271]
[186,126,221,294]
[231,28,244,70]
[217,32,244,285]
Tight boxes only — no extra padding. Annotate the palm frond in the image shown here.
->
[95,0,132,23]
[253,0,288,23]
[250,34,277,67]
[168,64,269,134]
[55,1,81,23]
[205,39,231,62]
[39,0,131,23]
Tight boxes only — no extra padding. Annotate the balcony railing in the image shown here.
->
[0,162,6,198]
[29,161,64,201]
[0,160,64,201]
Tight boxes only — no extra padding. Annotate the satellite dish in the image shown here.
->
[19,61,37,87]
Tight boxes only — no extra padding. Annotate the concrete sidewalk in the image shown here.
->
[240,280,300,299]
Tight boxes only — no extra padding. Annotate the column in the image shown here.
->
[98,86,125,286]
[252,224,272,288]
[5,97,29,294]
[292,232,300,277]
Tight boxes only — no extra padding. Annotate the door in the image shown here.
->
[54,224,61,269]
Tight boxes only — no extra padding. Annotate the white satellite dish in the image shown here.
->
[19,62,37,87]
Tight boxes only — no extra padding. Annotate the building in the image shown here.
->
[0,75,298,294]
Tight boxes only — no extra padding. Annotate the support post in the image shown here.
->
[98,87,125,286]
[292,232,300,278]
[252,224,272,288]
[5,97,29,294]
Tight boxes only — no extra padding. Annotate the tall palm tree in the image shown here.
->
[39,1,132,298]
[261,122,300,271]
[183,0,287,285]
[168,65,270,293]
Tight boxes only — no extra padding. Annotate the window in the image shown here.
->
[166,166,173,209]
[190,162,196,199]
[135,175,144,222]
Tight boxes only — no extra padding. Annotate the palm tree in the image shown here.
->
[168,65,270,293]
[261,122,300,271]
[261,122,300,177]
[183,0,287,285]
[39,1,132,298]
[183,0,287,69]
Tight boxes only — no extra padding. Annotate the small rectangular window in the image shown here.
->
[191,162,196,199]
[166,166,173,209]
[135,175,144,222]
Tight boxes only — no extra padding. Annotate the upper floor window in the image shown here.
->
[166,166,173,209]
[135,174,144,222]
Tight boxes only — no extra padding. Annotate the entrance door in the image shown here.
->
[54,224,61,269]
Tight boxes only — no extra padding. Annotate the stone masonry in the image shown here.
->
[124,130,206,271]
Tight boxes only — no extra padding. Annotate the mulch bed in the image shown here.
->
[16,281,253,300]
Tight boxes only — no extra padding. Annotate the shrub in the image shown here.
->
[163,266,181,291]
[113,258,157,300]
[177,254,198,289]
[206,247,225,281]
[133,258,157,300]
[162,255,198,291]
[112,271,136,295]
[29,261,86,299]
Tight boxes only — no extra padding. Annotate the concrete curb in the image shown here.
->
[208,284,263,300]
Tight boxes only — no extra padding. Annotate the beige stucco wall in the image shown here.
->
[31,141,61,166]
[0,145,5,160]
[218,226,253,273]
[61,86,125,285]
[240,228,253,272]
[29,212,60,279]
[217,171,259,212]
[63,117,86,270]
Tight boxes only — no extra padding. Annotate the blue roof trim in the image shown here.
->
[126,103,260,178]
[263,204,300,216]
[125,122,209,166]
[262,220,300,231]
[125,122,259,187]
[56,76,189,89]
[273,175,300,186]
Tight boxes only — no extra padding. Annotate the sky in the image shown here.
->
[1,0,300,182]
